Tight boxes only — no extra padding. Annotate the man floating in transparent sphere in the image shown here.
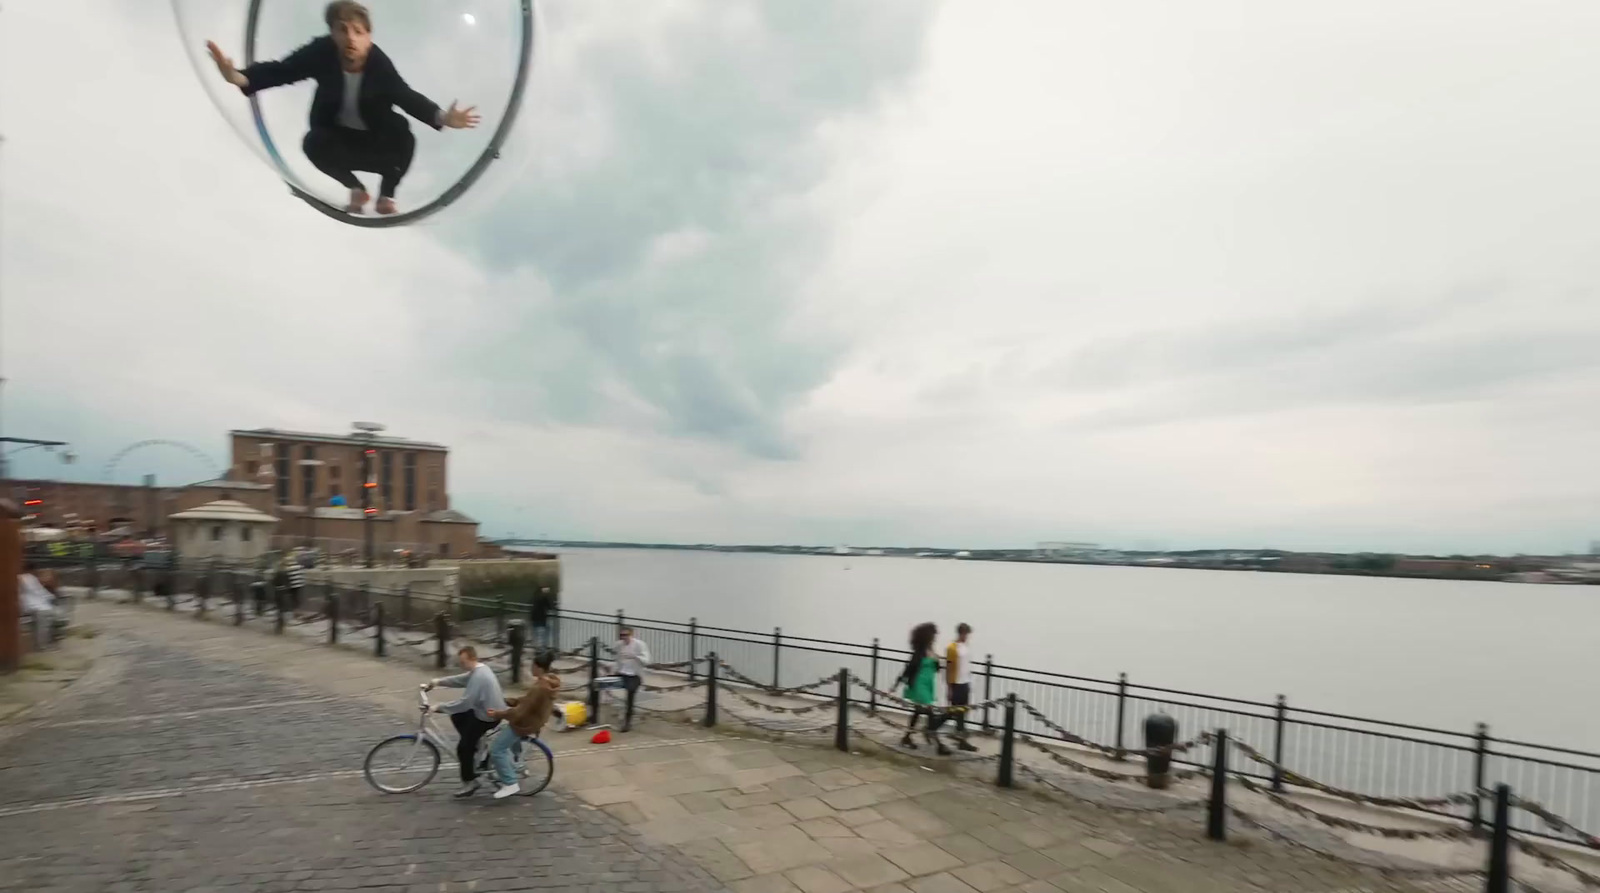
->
[204,0,481,216]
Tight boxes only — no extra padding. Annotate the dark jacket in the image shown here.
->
[240,36,441,136]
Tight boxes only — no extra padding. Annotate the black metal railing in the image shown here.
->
[49,556,1600,851]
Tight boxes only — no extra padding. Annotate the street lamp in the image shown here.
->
[353,422,385,568]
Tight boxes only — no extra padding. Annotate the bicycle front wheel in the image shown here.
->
[364,734,440,793]
[519,737,554,796]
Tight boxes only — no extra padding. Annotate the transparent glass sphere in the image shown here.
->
[172,0,540,228]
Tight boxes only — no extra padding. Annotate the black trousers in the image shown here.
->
[450,711,498,783]
[621,673,642,726]
[302,125,416,198]
[948,683,971,738]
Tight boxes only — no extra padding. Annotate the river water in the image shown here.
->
[545,546,1600,752]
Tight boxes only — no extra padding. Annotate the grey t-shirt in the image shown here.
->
[435,663,506,722]
[338,69,366,130]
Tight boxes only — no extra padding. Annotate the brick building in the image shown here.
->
[227,428,479,558]
[6,427,482,558]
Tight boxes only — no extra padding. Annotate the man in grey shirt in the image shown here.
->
[427,645,507,797]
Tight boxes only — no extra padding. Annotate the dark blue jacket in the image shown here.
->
[240,36,441,136]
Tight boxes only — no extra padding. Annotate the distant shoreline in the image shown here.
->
[499,540,1586,585]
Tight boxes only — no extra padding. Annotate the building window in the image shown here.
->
[301,445,316,506]
[242,526,253,542]
[440,542,450,557]
[274,452,290,505]
[381,451,394,508]
[403,453,417,512]
[211,525,223,541]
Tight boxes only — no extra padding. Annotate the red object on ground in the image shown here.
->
[590,729,611,744]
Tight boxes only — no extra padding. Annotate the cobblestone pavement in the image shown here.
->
[0,600,1522,892]
[0,608,729,893]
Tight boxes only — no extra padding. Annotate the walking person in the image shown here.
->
[945,623,978,752]
[894,622,951,756]
[426,645,508,797]
[611,627,650,733]
[285,556,307,611]
[530,587,553,650]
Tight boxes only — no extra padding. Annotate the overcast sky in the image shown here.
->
[4,0,1600,554]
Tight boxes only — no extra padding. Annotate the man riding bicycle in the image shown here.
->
[425,645,506,798]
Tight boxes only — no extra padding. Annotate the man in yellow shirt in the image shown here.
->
[945,623,978,752]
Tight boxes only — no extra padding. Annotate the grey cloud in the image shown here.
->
[436,0,939,460]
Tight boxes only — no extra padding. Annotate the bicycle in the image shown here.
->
[363,684,554,796]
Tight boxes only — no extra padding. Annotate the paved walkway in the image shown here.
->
[0,599,1510,892]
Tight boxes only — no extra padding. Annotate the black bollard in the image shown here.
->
[587,637,600,721]
[196,574,208,619]
[1486,783,1511,893]
[374,603,386,658]
[835,668,850,752]
[496,597,507,644]
[1271,695,1288,793]
[327,592,340,645]
[275,586,287,635]
[252,581,266,617]
[1207,729,1229,841]
[435,613,449,670]
[688,617,699,682]
[868,639,880,715]
[1144,712,1177,789]
[1113,673,1129,760]
[997,694,1017,788]
[234,575,245,626]
[509,621,525,684]
[702,651,719,728]
[772,627,782,688]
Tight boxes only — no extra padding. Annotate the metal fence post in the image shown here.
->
[772,627,782,688]
[1471,723,1491,832]
[869,638,880,715]
[835,668,850,752]
[1271,695,1288,793]
[374,603,386,658]
[703,651,719,728]
[982,654,995,733]
[233,572,244,626]
[327,590,340,645]
[615,610,624,638]
[435,613,449,670]
[1486,783,1511,893]
[587,637,601,721]
[509,621,525,685]
[496,597,507,644]
[166,573,177,611]
[688,617,699,682]
[274,586,286,635]
[1207,729,1229,841]
[133,567,144,604]
[196,572,208,619]
[1113,672,1128,760]
[997,693,1017,788]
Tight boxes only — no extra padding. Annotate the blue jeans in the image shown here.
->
[531,624,552,650]
[489,726,524,787]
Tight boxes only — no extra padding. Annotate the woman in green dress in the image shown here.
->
[894,622,951,756]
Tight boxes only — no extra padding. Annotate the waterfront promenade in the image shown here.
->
[3,600,1546,893]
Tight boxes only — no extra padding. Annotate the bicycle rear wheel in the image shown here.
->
[364,734,440,793]
[519,737,554,796]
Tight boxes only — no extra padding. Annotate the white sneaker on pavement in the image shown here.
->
[493,783,520,799]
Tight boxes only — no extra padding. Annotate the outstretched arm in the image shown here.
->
[238,40,322,96]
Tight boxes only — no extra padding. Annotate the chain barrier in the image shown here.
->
[1018,736,1202,784]
[717,662,836,696]
[1227,807,1486,880]
[1515,838,1600,889]
[1232,774,1473,841]
[640,678,709,693]
[1500,792,1600,850]
[1017,764,1208,814]
[718,708,838,735]
[1229,738,1478,812]
[722,685,835,715]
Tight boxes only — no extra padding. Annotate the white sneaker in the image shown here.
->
[493,783,520,799]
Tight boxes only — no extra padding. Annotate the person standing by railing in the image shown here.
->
[611,626,650,733]
[895,622,951,756]
[945,623,978,752]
